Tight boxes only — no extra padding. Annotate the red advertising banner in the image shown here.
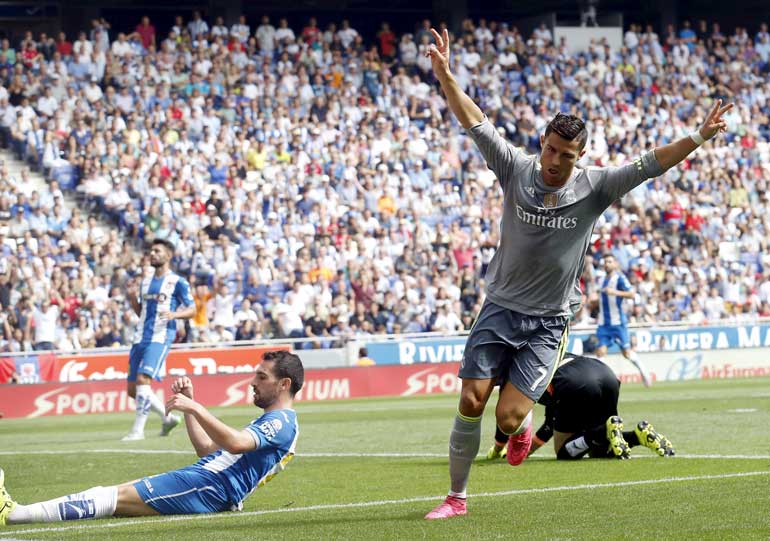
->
[0,362,463,419]
[0,345,291,384]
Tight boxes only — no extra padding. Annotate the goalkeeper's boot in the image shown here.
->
[0,469,17,526]
[606,416,631,459]
[425,495,467,520]
[635,421,675,457]
[160,414,181,437]
[486,444,507,460]
[506,423,532,466]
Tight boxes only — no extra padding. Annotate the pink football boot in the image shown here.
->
[506,423,532,466]
[424,495,467,519]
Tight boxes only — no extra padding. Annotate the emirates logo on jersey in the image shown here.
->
[516,205,578,229]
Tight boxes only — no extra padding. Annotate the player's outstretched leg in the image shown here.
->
[0,469,118,525]
[627,352,652,388]
[634,421,675,456]
[0,469,17,525]
[606,416,630,459]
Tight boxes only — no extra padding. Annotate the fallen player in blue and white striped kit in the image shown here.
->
[0,350,303,525]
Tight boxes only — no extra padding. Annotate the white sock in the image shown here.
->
[510,410,533,436]
[627,352,651,379]
[8,486,117,524]
[142,386,172,421]
[130,385,154,434]
[563,436,590,457]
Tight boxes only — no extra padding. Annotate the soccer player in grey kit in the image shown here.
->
[424,27,734,519]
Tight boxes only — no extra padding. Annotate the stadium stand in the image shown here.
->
[0,14,769,352]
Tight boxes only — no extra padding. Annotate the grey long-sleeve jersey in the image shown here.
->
[468,119,664,317]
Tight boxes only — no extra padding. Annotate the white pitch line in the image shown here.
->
[0,449,446,458]
[0,449,769,460]
[1,470,768,538]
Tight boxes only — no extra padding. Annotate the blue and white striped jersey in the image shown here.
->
[132,272,194,345]
[599,271,631,327]
[195,409,299,509]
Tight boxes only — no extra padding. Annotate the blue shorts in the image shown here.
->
[134,466,231,515]
[128,342,170,382]
[460,301,569,401]
[597,324,631,351]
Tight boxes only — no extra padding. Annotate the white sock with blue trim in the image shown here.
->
[142,386,172,421]
[7,486,118,523]
[130,385,154,434]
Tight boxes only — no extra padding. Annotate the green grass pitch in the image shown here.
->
[0,377,769,540]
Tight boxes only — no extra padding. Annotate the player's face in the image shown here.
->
[604,256,616,273]
[148,245,170,267]
[539,132,585,187]
[251,361,287,408]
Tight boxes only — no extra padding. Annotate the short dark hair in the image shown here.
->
[264,350,304,396]
[151,238,175,255]
[545,113,588,150]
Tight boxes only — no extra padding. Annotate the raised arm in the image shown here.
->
[166,376,257,457]
[654,99,733,171]
[127,279,142,317]
[427,28,484,129]
[167,377,217,457]
[594,99,734,205]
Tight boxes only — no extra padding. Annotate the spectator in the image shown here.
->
[256,15,276,56]
[377,22,397,60]
[210,281,236,333]
[187,11,209,41]
[135,16,156,50]
[0,13,766,353]
[230,14,250,44]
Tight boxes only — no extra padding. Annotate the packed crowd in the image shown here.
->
[0,12,769,353]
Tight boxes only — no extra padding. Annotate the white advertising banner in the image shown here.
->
[603,348,770,384]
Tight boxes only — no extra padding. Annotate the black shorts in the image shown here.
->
[551,357,620,434]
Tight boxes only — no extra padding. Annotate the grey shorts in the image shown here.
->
[459,300,569,401]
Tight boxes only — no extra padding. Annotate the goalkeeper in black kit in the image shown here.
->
[487,354,675,461]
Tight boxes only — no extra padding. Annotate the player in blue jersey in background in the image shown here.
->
[0,350,303,525]
[122,238,197,441]
[596,254,652,387]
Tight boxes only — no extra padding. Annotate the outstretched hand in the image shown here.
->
[427,28,451,76]
[698,99,733,141]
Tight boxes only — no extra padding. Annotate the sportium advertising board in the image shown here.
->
[0,362,465,419]
[0,345,290,384]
